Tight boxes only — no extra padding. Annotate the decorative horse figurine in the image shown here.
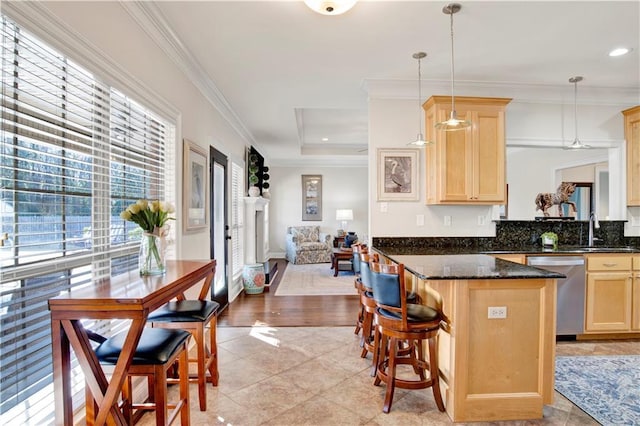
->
[535,182,577,217]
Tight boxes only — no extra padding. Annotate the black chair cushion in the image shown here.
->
[148,300,220,322]
[378,303,440,324]
[95,328,190,365]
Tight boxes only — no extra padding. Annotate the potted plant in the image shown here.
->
[248,154,260,197]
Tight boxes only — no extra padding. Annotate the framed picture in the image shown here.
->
[301,174,322,221]
[183,139,208,232]
[377,148,419,201]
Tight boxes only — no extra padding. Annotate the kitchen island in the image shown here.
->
[373,249,564,423]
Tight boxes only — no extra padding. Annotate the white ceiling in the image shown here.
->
[147,1,639,166]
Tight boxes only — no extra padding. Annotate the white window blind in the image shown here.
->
[0,15,174,424]
[230,161,244,277]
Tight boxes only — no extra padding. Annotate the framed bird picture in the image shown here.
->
[377,148,419,201]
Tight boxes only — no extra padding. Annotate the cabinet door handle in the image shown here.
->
[602,263,618,267]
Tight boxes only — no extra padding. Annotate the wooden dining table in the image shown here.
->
[48,259,216,426]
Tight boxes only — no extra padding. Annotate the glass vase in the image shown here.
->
[139,233,166,275]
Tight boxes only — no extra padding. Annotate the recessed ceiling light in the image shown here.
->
[609,47,631,57]
[321,137,329,142]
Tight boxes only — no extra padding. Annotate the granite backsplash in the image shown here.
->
[373,220,640,251]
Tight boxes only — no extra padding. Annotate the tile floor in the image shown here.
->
[139,326,640,426]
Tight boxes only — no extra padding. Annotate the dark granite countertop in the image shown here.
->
[373,245,639,256]
[376,252,565,280]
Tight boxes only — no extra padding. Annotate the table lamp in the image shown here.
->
[335,209,353,235]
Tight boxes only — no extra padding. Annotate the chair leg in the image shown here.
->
[360,310,373,358]
[382,337,398,414]
[153,364,168,425]
[194,325,207,411]
[370,323,380,377]
[374,334,388,387]
[178,344,191,425]
[354,303,364,336]
[207,319,219,386]
[429,335,446,412]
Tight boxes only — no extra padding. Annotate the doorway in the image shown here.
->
[210,147,229,310]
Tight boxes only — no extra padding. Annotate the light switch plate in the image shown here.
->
[444,216,452,226]
[416,214,425,226]
[380,202,388,213]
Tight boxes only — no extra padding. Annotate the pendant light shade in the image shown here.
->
[408,52,433,147]
[304,0,357,15]
[435,3,471,131]
[564,76,591,150]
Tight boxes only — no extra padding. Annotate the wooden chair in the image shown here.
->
[88,328,191,425]
[358,252,380,375]
[352,244,368,336]
[148,299,220,411]
[369,261,446,414]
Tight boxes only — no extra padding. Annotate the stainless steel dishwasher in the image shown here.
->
[526,256,586,336]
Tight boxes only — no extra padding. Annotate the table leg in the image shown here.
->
[61,318,146,425]
[332,254,339,277]
[51,319,72,426]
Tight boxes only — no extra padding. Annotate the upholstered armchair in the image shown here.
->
[285,226,332,264]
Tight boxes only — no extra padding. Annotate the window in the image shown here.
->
[0,15,175,424]
[230,161,244,278]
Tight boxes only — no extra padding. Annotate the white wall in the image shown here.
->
[368,99,498,238]
[268,166,368,256]
[13,2,249,262]
[368,95,634,238]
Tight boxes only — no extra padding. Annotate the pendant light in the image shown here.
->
[304,0,357,15]
[407,52,433,147]
[564,76,591,150]
[435,3,471,131]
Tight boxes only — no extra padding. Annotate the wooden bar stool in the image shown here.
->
[352,244,368,336]
[148,299,220,411]
[358,252,381,376]
[369,261,446,414]
[88,328,191,425]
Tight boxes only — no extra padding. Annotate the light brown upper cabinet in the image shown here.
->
[424,96,512,205]
[623,105,640,206]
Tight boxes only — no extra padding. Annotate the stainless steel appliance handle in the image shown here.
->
[527,256,585,267]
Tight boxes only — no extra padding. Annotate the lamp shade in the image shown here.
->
[335,209,353,221]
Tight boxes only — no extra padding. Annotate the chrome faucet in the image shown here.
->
[588,212,600,246]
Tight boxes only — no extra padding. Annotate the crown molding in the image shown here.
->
[364,78,640,107]
[120,1,258,149]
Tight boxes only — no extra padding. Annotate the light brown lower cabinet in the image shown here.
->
[418,276,555,422]
[633,255,640,331]
[584,254,635,332]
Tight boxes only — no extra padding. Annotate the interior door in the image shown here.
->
[210,147,229,310]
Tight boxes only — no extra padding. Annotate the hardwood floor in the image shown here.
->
[217,258,360,327]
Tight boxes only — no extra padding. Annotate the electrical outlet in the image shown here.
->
[632,216,640,227]
[488,306,507,319]
[380,202,388,213]
[444,215,452,226]
[478,215,485,226]
[416,214,425,226]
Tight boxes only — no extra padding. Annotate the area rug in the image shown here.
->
[555,355,640,425]
[274,262,358,296]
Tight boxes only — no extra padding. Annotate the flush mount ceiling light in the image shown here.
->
[435,3,471,131]
[609,47,632,57]
[304,0,357,15]
[564,76,591,150]
[408,52,433,147]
